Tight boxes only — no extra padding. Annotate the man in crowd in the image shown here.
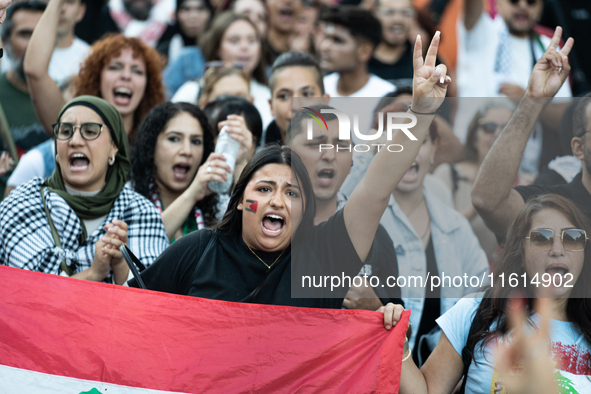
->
[0,1,48,155]
[369,0,417,84]
[264,0,303,67]
[264,52,328,145]
[319,6,395,98]
[287,104,402,310]
[0,1,49,197]
[76,0,175,46]
[472,29,591,241]
[459,0,570,99]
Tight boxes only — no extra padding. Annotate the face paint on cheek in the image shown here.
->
[245,199,258,213]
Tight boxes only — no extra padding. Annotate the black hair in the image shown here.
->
[0,1,47,43]
[268,51,325,95]
[217,145,315,241]
[206,96,263,146]
[286,104,338,144]
[573,93,591,139]
[319,6,382,49]
[131,102,218,227]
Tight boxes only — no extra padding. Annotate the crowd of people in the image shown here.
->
[0,0,590,392]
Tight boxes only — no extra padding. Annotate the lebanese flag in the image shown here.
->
[0,266,409,393]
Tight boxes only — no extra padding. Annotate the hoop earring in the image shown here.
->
[109,155,115,166]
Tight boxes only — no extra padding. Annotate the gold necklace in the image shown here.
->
[247,244,285,270]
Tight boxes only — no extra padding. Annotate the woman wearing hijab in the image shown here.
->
[0,97,169,284]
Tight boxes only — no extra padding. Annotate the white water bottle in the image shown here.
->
[208,126,240,193]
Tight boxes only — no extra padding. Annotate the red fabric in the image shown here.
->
[0,266,409,393]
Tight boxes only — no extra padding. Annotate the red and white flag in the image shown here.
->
[0,266,409,393]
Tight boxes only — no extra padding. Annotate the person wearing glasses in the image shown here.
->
[0,96,168,284]
[434,100,516,262]
[382,193,591,394]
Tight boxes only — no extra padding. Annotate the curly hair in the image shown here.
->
[131,102,218,227]
[466,194,591,368]
[74,34,166,142]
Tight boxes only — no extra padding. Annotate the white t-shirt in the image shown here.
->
[172,79,273,129]
[48,37,90,85]
[1,37,90,82]
[323,72,396,98]
[7,143,55,187]
[456,13,572,98]
[437,296,591,394]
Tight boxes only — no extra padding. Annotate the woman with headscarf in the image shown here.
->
[0,97,169,284]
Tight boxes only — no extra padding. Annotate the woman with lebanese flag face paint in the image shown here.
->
[130,33,450,312]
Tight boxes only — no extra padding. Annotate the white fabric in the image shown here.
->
[456,13,572,98]
[438,296,591,394]
[323,73,396,98]
[65,185,107,235]
[1,37,89,82]
[48,37,90,84]
[172,79,273,128]
[0,364,187,393]
[7,146,51,187]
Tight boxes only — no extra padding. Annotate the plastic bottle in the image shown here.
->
[208,126,240,193]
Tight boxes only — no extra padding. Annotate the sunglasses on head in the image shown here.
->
[478,120,506,134]
[526,229,588,251]
[508,0,537,6]
[204,61,246,71]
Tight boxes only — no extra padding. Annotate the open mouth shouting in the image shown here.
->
[402,161,419,183]
[173,162,191,181]
[261,212,286,237]
[69,153,90,172]
[545,263,570,280]
[317,168,335,187]
[278,6,295,23]
[113,87,133,106]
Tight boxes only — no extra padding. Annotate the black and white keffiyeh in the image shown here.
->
[0,178,169,281]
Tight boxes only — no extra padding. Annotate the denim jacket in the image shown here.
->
[379,188,489,359]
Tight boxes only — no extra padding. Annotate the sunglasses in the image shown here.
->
[478,120,506,134]
[508,0,538,6]
[204,61,246,71]
[53,122,104,141]
[526,229,588,251]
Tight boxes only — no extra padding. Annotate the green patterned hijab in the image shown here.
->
[45,96,130,220]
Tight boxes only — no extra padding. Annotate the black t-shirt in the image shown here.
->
[363,224,402,305]
[539,1,591,95]
[368,43,443,86]
[368,43,414,83]
[514,172,591,218]
[130,209,390,308]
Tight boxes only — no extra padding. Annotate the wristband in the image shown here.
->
[408,104,437,115]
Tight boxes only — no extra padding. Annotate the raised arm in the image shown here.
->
[24,0,67,135]
[344,33,449,261]
[472,27,573,240]
[463,0,483,31]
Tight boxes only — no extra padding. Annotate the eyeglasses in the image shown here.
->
[377,7,416,18]
[508,0,538,6]
[53,122,104,141]
[204,61,246,71]
[526,229,588,251]
[478,120,506,134]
